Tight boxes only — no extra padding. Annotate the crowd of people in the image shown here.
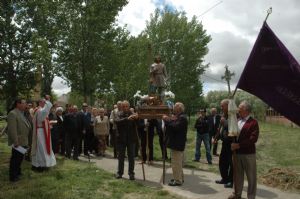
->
[6,95,259,199]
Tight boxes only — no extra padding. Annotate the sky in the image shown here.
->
[52,0,300,96]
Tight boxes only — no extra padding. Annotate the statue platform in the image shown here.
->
[136,94,171,119]
[137,105,171,119]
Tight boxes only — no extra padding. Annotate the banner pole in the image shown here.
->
[264,7,272,22]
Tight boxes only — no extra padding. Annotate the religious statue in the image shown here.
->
[149,56,168,102]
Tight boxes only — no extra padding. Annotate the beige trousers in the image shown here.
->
[235,154,257,199]
[171,149,184,183]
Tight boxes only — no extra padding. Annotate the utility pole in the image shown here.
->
[221,65,235,95]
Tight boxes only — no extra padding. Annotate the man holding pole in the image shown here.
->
[162,102,188,186]
[214,99,233,188]
[115,101,138,180]
[228,101,259,199]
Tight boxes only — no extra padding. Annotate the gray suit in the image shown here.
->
[7,108,31,146]
[7,108,31,181]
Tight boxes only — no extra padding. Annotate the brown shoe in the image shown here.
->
[228,194,241,199]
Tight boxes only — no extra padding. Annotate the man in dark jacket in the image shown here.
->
[214,99,233,188]
[64,105,84,160]
[115,101,138,180]
[162,102,188,186]
[194,109,212,164]
[208,108,221,156]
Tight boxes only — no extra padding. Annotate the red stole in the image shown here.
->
[34,108,51,155]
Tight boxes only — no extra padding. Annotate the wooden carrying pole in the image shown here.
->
[135,126,146,181]
[162,123,166,184]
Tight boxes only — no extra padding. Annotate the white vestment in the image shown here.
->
[32,100,56,167]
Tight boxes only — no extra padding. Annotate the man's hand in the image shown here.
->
[231,143,240,151]
[220,117,226,125]
[162,115,169,121]
[212,138,218,144]
[13,142,19,148]
[128,113,138,120]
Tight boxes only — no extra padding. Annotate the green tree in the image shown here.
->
[26,0,62,96]
[56,0,128,104]
[112,34,150,103]
[205,90,267,120]
[144,8,211,112]
[0,1,35,111]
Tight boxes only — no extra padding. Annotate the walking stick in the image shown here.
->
[135,125,146,181]
[162,122,166,184]
[146,122,149,164]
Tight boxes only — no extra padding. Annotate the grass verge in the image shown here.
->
[0,137,180,199]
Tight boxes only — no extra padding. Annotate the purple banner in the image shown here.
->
[237,22,300,126]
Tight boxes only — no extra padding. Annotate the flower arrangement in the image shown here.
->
[164,91,175,99]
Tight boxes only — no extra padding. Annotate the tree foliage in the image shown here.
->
[56,0,128,103]
[0,1,35,111]
[1,2,213,111]
[144,9,211,112]
[205,90,267,120]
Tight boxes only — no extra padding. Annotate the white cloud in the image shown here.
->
[53,0,300,96]
[52,76,70,96]
[116,0,156,36]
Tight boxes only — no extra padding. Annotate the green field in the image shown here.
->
[152,119,300,186]
[0,137,180,199]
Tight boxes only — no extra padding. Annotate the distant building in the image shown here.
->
[266,108,298,128]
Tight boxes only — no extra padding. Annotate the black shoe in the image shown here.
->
[168,180,182,186]
[73,157,79,161]
[32,166,43,172]
[129,175,135,180]
[193,159,199,162]
[215,179,226,184]
[10,176,20,182]
[208,161,212,165]
[115,174,122,179]
[224,182,233,188]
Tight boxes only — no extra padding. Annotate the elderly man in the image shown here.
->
[115,101,138,180]
[214,99,233,188]
[110,101,122,158]
[163,102,188,186]
[7,98,31,182]
[208,108,221,156]
[228,101,259,199]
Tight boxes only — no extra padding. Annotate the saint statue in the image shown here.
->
[149,56,168,102]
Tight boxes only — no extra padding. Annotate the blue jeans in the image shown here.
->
[194,133,212,163]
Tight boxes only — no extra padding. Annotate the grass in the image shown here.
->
[256,122,300,176]
[152,118,300,184]
[1,119,299,198]
[0,137,180,199]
